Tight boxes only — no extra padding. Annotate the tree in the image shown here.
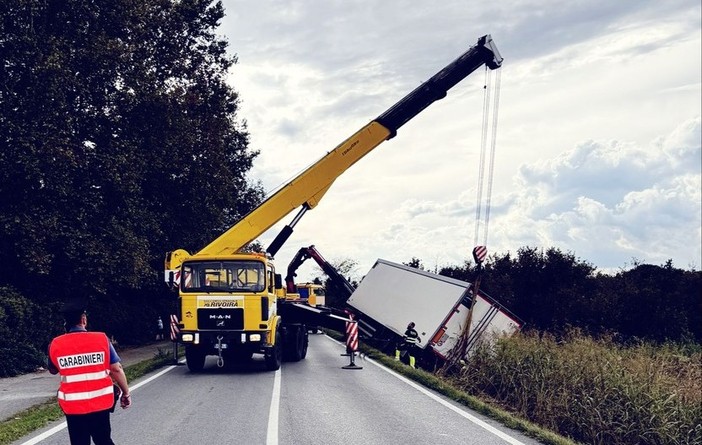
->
[403,257,424,270]
[438,260,474,282]
[609,262,702,342]
[0,0,263,343]
[0,287,62,377]
[314,257,358,308]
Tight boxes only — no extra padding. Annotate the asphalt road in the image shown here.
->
[12,335,541,445]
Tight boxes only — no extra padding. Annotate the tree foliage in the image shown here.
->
[313,257,359,308]
[433,247,701,344]
[403,257,424,270]
[0,287,62,376]
[0,0,263,350]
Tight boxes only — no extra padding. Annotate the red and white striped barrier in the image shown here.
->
[342,313,362,370]
[345,317,358,353]
[170,314,180,342]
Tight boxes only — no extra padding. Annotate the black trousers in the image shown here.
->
[65,409,115,445]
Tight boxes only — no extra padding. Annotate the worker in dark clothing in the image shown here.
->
[395,322,422,368]
[48,304,131,445]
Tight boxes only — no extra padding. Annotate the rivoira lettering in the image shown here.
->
[58,351,105,369]
[203,301,239,308]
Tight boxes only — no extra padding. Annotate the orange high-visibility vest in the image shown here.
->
[49,332,113,414]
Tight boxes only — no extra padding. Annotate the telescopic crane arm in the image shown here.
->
[285,245,356,299]
[192,35,502,260]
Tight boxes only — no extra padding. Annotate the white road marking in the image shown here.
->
[266,368,281,445]
[322,335,525,445]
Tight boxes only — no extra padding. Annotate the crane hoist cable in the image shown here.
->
[441,66,502,374]
[473,66,502,249]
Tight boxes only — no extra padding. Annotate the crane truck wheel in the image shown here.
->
[185,345,206,372]
[299,326,309,360]
[265,330,283,371]
[283,325,308,362]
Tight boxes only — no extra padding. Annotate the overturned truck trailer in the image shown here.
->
[346,259,522,363]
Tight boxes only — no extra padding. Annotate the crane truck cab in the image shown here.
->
[165,35,503,372]
[296,283,325,307]
[168,251,295,371]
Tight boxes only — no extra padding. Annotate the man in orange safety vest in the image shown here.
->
[48,303,131,445]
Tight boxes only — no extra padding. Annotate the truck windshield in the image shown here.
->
[180,261,266,293]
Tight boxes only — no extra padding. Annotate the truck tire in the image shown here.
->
[185,345,206,372]
[283,325,308,362]
[299,326,309,360]
[265,331,282,371]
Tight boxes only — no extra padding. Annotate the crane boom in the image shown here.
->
[164,34,503,374]
[196,35,502,258]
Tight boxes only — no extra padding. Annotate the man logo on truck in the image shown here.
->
[209,314,232,320]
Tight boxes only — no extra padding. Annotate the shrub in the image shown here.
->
[0,287,62,377]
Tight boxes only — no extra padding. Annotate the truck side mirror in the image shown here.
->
[274,274,283,290]
[168,271,175,287]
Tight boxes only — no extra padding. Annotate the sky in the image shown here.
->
[217,0,701,283]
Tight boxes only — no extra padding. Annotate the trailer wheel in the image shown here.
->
[265,330,282,371]
[185,345,206,372]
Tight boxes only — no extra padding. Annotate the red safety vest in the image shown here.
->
[49,332,114,415]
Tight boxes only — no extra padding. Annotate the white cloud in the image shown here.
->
[495,117,701,271]
[219,0,701,281]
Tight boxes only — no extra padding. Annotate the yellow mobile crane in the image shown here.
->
[165,35,502,372]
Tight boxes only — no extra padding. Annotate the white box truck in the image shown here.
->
[346,259,522,360]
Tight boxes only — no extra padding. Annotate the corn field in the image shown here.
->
[450,331,702,445]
